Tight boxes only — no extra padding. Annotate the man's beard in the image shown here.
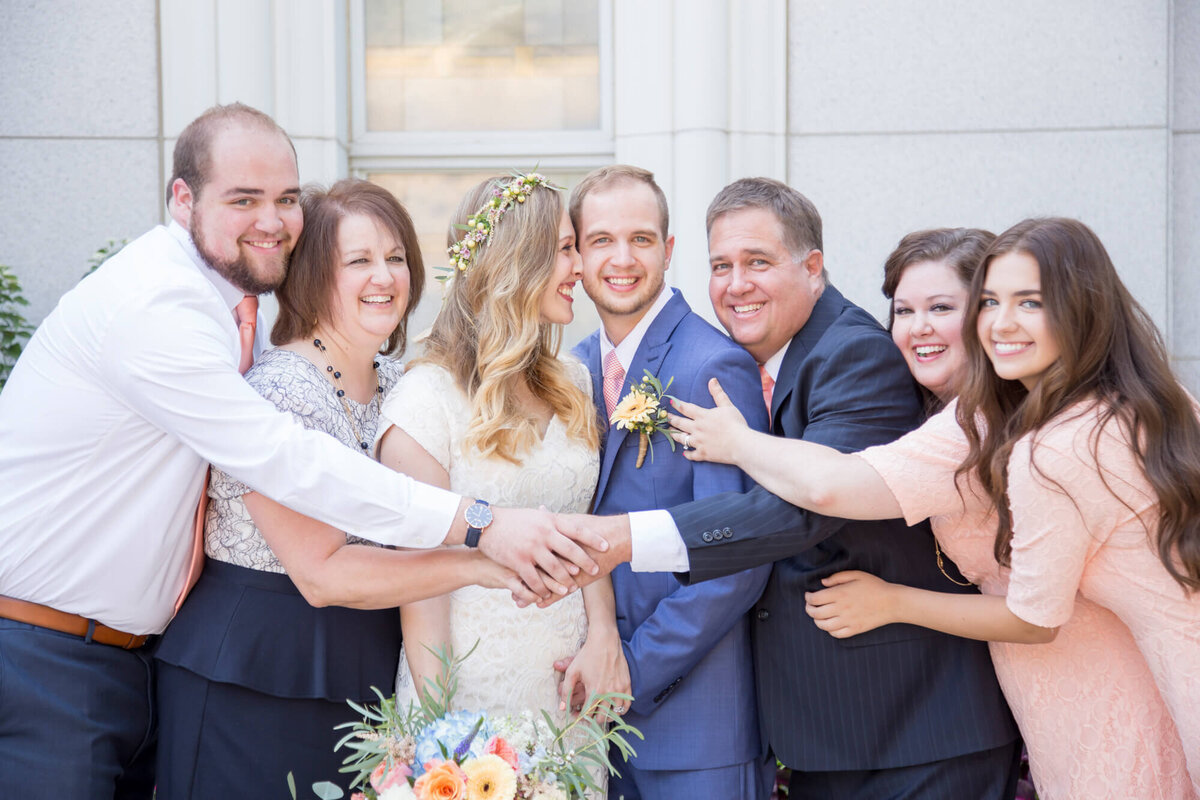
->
[191,217,288,296]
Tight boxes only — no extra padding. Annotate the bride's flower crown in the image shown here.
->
[444,172,562,280]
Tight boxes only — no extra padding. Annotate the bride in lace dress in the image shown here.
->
[375,175,628,791]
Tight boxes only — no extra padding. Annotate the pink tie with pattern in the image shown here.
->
[603,350,625,419]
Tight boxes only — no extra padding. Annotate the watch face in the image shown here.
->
[465,502,493,529]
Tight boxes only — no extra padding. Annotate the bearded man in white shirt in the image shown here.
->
[0,103,602,799]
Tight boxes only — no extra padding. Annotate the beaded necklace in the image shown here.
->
[313,337,383,452]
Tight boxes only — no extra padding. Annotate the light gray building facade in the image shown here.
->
[3,0,1198,388]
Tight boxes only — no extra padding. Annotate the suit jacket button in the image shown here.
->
[721,527,732,539]
[701,531,713,542]
[756,608,770,621]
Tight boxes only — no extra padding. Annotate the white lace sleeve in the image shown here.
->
[377,363,457,472]
[561,354,594,396]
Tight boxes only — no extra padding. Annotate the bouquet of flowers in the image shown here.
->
[609,370,676,468]
[294,647,640,800]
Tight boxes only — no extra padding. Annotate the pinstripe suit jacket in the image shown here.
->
[668,285,1018,772]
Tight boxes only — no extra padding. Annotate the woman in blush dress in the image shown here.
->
[155,180,533,799]
[374,174,628,795]
[669,222,1198,799]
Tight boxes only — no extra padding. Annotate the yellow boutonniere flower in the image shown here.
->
[610,370,676,468]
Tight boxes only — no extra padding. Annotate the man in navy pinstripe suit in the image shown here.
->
[561,178,1020,799]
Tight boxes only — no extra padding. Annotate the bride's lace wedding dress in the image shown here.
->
[379,360,601,732]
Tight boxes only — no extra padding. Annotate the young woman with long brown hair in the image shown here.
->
[669,218,1200,798]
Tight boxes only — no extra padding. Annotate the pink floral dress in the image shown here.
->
[859,401,1196,800]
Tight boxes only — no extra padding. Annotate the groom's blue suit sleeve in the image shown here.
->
[622,347,771,715]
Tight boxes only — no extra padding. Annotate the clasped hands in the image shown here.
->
[479,506,631,608]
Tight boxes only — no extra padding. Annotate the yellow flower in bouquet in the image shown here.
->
[463,754,518,800]
[609,370,676,468]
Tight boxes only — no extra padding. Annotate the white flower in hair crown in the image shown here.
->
[442,172,562,282]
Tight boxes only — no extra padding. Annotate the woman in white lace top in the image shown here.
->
[375,176,629,794]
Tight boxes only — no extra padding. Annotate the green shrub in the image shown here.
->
[0,264,35,389]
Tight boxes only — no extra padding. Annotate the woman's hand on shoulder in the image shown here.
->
[667,377,751,465]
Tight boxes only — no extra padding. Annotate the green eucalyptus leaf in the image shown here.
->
[311,781,344,799]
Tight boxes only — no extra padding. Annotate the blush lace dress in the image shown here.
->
[376,361,601,764]
[860,401,1196,800]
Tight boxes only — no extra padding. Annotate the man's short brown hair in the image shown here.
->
[706,177,823,258]
[569,164,670,239]
[167,102,295,204]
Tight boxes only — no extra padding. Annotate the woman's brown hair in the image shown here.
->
[956,217,1200,590]
[272,179,424,356]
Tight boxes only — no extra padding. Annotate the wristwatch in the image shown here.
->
[464,499,493,548]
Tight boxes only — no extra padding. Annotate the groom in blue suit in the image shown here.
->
[564,166,774,799]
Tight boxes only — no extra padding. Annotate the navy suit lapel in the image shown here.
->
[594,291,688,504]
[772,284,846,432]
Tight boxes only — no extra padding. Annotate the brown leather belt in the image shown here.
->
[0,595,150,649]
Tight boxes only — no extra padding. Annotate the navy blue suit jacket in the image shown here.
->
[668,285,1018,771]
[573,291,772,772]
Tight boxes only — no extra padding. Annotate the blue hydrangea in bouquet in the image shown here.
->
[323,646,641,800]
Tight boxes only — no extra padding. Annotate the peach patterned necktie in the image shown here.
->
[603,350,625,419]
[234,295,258,374]
[174,296,259,614]
[759,363,775,414]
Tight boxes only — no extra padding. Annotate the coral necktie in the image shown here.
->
[174,296,258,614]
[759,363,775,415]
[603,350,625,419]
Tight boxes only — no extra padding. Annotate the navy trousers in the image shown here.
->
[788,739,1023,800]
[608,753,775,799]
[0,617,156,799]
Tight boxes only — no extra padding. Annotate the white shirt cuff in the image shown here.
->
[628,510,690,572]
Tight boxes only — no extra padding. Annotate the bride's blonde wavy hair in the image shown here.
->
[417,176,599,463]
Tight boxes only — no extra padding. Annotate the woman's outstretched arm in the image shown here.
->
[245,493,533,610]
[668,377,903,520]
[805,570,1057,644]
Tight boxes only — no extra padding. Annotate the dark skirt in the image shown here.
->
[154,559,401,799]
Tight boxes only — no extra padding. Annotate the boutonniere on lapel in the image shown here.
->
[610,370,677,468]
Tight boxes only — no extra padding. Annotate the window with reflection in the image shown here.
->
[364,0,601,133]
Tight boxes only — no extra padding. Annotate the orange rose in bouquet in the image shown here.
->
[413,759,467,800]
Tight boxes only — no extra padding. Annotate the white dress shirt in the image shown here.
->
[628,341,790,572]
[0,223,460,633]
